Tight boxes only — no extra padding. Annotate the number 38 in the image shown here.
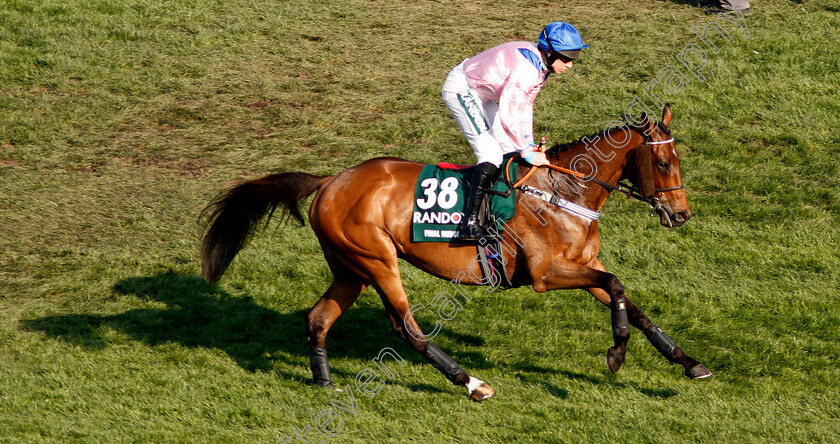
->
[416,177,459,210]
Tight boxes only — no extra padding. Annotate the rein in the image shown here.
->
[499,136,684,215]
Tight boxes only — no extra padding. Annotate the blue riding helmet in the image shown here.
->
[538,21,589,60]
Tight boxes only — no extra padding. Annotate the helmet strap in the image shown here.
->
[538,48,557,73]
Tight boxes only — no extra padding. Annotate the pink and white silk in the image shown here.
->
[462,42,549,151]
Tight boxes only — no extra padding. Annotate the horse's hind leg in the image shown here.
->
[374,276,495,401]
[349,257,493,401]
[586,260,711,379]
[306,261,367,388]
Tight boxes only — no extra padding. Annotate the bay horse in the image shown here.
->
[201,104,710,401]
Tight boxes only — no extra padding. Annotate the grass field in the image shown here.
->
[2,0,839,442]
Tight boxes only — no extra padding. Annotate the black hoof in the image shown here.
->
[314,379,336,389]
[686,363,712,379]
[605,348,625,373]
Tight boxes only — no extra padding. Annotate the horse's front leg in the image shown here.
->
[533,261,632,374]
[585,259,711,379]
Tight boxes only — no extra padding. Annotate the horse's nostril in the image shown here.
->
[675,211,691,223]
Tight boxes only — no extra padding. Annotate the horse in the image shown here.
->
[200,104,710,401]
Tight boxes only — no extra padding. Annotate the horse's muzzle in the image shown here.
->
[658,207,691,228]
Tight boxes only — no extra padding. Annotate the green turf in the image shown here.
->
[2,0,839,442]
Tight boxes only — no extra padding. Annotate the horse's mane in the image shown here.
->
[545,122,670,155]
[545,129,606,155]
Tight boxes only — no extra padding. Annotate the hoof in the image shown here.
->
[315,379,336,389]
[686,363,712,379]
[469,383,495,402]
[605,348,625,373]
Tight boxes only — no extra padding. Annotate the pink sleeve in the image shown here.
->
[497,67,540,150]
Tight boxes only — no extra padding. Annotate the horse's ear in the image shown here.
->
[639,112,656,134]
[662,103,672,127]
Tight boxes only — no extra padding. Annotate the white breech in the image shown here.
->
[442,61,516,167]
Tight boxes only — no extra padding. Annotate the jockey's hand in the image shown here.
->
[528,151,550,166]
[522,148,550,166]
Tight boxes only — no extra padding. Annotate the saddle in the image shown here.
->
[411,155,518,243]
[411,155,520,288]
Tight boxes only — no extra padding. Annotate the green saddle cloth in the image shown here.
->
[411,154,519,242]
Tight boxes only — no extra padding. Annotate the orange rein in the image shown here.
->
[504,144,586,189]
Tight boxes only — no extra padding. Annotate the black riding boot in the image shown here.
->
[456,162,498,241]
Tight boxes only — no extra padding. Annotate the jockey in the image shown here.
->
[442,21,589,240]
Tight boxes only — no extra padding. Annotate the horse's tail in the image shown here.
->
[200,172,329,284]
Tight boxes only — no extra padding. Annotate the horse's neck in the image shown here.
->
[549,130,645,212]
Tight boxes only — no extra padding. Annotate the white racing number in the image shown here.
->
[416,177,460,210]
[437,177,459,209]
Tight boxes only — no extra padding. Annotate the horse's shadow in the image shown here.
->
[20,272,485,380]
[22,273,410,374]
[513,363,680,400]
[22,272,680,398]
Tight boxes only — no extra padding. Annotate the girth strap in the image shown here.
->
[477,237,513,289]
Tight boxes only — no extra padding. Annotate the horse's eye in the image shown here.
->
[657,161,669,169]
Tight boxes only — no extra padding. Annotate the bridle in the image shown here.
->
[500,133,685,216]
[628,135,684,212]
